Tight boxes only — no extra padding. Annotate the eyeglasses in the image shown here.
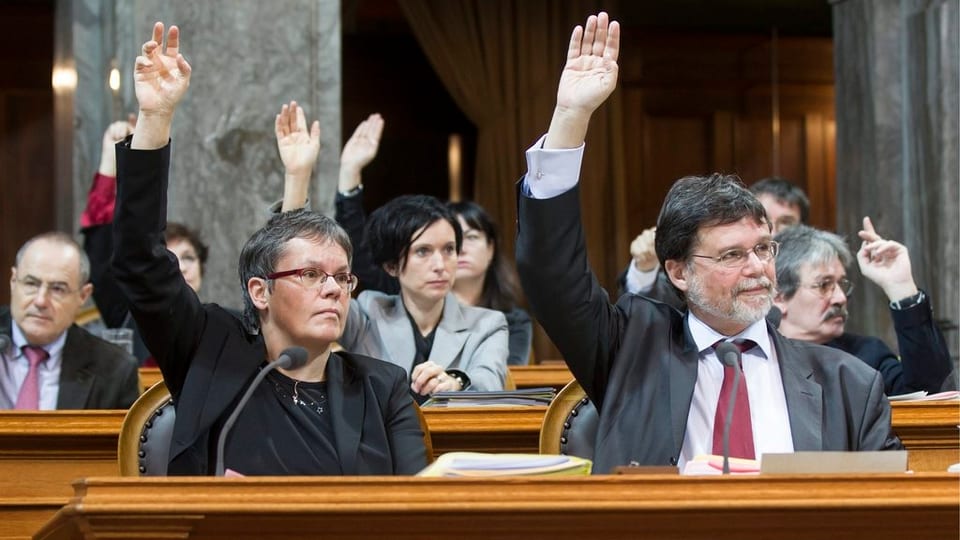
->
[804,277,854,299]
[690,241,779,269]
[14,277,78,301]
[265,267,358,294]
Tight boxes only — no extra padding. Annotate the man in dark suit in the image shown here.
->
[515,12,902,474]
[773,221,955,395]
[1,233,138,409]
[110,22,426,476]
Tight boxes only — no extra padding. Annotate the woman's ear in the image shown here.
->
[663,259,689,294]
[383,262,398,278]
[248,277,270,310]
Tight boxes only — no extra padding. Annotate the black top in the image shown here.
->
[408,309,437,403]
[224,370,339,476]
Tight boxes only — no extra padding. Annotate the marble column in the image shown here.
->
[60,0,342,307]
[831,0,959,367]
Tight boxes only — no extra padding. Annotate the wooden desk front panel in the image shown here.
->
[34,474,960,540]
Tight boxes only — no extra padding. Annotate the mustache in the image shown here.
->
[733,278,774,295]
[822,304,849,322]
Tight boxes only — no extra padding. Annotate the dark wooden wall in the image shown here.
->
[619,33,835,239]
[0,1,55,306]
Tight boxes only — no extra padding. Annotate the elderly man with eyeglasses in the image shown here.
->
[1,232,139,409]
[773,218,955,395]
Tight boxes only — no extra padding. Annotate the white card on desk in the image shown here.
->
[760,451,907,474]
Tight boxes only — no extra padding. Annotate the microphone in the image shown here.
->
[214,346,309,476]
[715,341,742,475]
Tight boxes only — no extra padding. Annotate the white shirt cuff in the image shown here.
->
[624,262,660,295]
[521,134,585,199]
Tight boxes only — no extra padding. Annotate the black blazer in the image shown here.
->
[1,307,139,409]
[516,184,902,473]
[111,141,427,476]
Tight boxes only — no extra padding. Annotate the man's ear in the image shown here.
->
[383,262,398,278]
[663,259,689,293]
[772,291,788,317]
[248,277,270,310]
[78,283,94,305]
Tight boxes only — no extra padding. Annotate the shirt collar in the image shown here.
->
[11,321,67,367]
[686,310,773,360]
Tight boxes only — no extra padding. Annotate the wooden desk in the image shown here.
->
[0,411,123,540]
[890,400,960,472]
[34,474,959,540]
[508,363,573,391]
[137,367,162,393]
[1,401,957,539]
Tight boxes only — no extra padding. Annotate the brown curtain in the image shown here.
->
[399,0,628,362]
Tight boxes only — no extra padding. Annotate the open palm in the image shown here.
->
[275,101,321,176]
[556,13,620,113]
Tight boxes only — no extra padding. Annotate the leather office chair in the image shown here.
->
[118,380,436,476]
[118,380,175,476]
[539,379,599,459]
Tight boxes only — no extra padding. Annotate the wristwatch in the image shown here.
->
[890,290,924,311]
[445,369,471,391]
[338,184,364,197]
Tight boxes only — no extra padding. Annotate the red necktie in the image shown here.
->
[711,339,756,459]
[15,346,48,410]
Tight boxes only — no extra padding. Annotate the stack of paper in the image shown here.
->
[681,454,760,476]
[418,452,592,477]
[421,387,556,407]
[887,390,960,401]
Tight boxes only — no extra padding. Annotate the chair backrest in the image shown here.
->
[118,380,175,476]
[118,380,437,474]
[539,379,599,459]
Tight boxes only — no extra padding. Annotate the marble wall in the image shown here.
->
[61,0,342,308]
[832,0,959,362]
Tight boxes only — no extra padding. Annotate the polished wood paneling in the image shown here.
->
[34,474,960,540]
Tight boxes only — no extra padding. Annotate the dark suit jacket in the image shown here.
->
[111,141,427,476]
[827,294,955,395]
[516,185,902,473]
[1,307,139,409]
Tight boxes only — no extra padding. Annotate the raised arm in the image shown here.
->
[543,12,620,150]
[334,114,398,294]
[857,216,953,392]
[275,101,321,212]
[82,118,136,329]
[338,113,384,192]
[113,22,195,394]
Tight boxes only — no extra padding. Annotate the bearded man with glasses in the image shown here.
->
[1,232,138,409]
[773,220,955,395]
[516,11,903,473]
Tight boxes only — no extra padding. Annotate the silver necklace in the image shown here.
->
[272,376,327,415]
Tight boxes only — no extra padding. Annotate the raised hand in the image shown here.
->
[132,22,191,150]
[134,22,191,117]
[556,12,620,114]
[545,12,620,149]
[857,216,918,302]
[338,113,384,192]
[630,227,658,272]
[98,114,137,176]
[275,101,321,178]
